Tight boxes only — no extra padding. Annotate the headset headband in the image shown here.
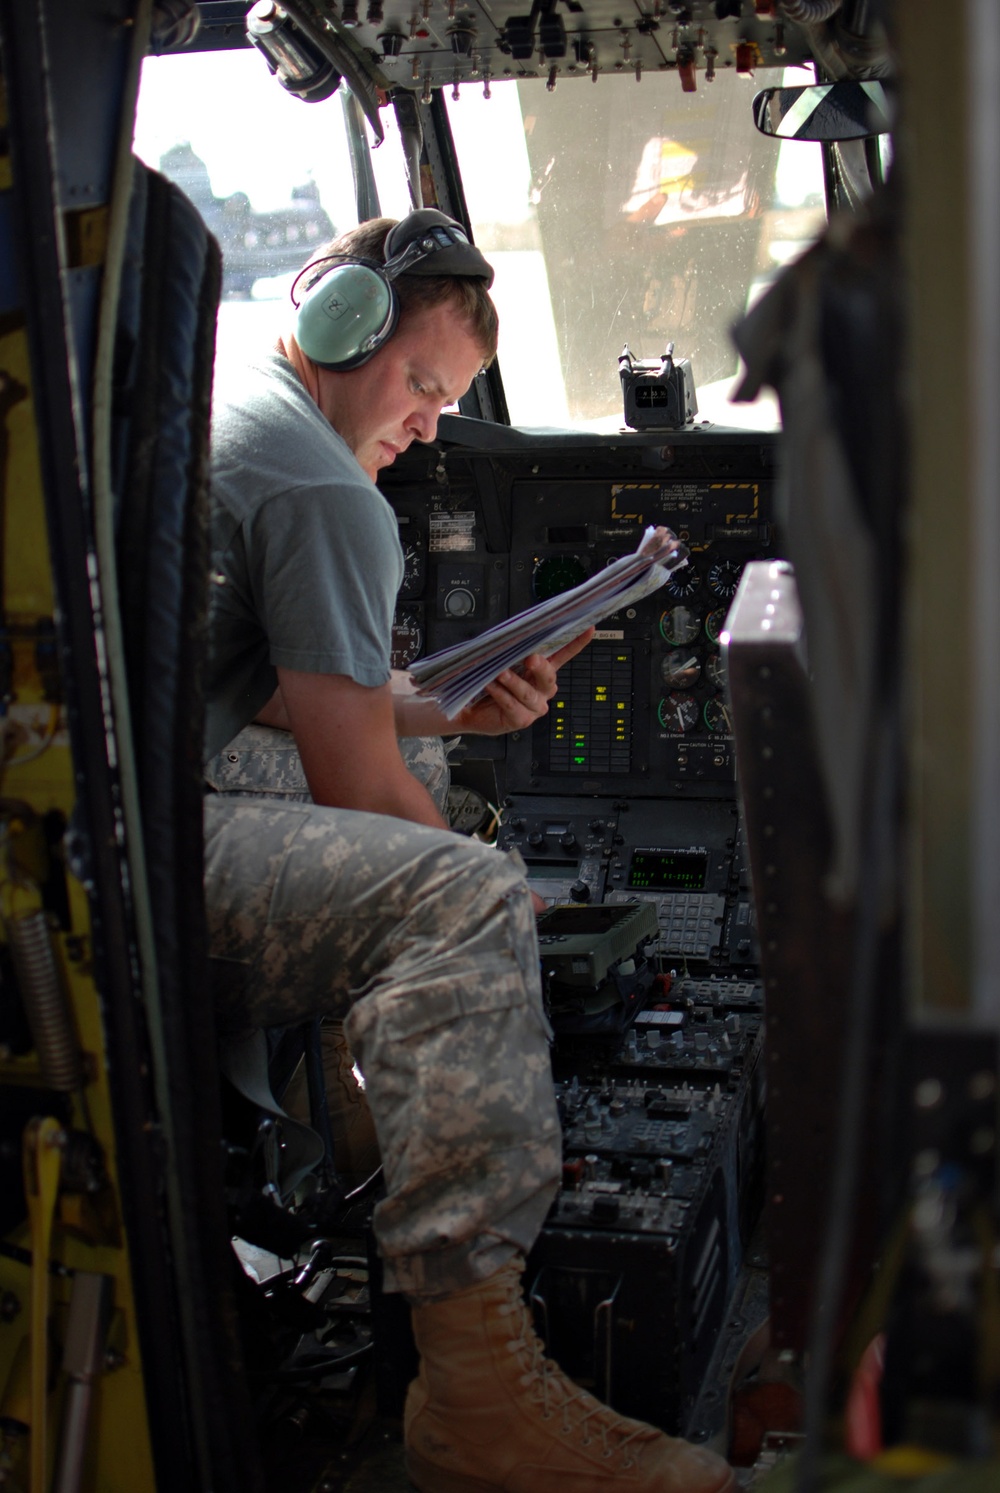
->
[292,211,494,307]
[292,210,494,371]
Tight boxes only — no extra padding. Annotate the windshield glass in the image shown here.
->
[448,66,825,430]
[135,51,825,431]
[134,49,411,379]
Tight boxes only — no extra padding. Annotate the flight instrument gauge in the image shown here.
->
[399,540,426,600]
[658,694,700,734]
[707,559,743,601]
[705,650,727,690]
[659,606,700,646]
[704,608,729,646]
[391,606,423,670]
[661,649,701,690]
[533,555,587,601]
[665,564,700,600]
[703,697,733,735]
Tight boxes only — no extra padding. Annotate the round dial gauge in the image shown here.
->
[533,555,587,601]
[665,565,700,600]
[705,650,727,691]
[659,606,700,646]
[661,649,701,690]
[707,559,743,601]
[658,693,700,734]
[704,607,729,645]
[391,606,423,670]
[400,541,425,599]
[703,697,733,735]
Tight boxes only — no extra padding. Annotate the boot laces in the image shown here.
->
[498,1278,651,1467]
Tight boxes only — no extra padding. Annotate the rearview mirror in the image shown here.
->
[752,81,891,142]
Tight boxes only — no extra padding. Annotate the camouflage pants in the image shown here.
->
[205,723,453,816]
[204,725,560,1300]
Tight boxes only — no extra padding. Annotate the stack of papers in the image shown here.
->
[409,527,690,719]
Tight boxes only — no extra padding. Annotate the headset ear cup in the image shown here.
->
[295,261,398,370]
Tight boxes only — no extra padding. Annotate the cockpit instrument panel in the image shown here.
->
[504,452,774,797]
[381,430,776,798]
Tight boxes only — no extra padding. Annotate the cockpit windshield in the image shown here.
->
[135,49,825,431]
[448,67,825,429]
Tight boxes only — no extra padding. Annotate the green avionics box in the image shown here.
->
[536,900,658,988]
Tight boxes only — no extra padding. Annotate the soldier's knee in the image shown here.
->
[424,839,532,923]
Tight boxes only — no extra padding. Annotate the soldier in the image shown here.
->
[203,208,734,1493]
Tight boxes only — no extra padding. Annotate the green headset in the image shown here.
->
[291,209,494,371]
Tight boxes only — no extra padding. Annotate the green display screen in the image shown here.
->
[628,849,708,892]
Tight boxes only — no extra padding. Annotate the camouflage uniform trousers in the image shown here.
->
[205,724,453,816]
[204,723,561,1301]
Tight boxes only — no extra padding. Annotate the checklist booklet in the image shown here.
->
[408,528,689,719]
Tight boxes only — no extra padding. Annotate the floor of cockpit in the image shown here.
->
[246,1225,792,1492]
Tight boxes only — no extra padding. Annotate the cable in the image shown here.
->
[343,1165,383,1205]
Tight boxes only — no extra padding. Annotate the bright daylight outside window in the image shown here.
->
[447,66,826,430]
[134,49,825,433]
[134,47,411,378]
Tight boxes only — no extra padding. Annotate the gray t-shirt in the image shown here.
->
[205,353,404,759]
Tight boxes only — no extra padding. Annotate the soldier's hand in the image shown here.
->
[452,627,596,736]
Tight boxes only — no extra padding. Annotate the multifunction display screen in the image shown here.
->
[628,849,708,892]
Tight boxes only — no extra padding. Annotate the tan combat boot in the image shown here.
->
[405,1258,736,1493]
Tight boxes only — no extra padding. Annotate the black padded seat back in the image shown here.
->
[111,160,265,1493]
[116,163,216,872]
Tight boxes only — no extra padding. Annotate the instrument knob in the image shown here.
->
[444,587,475,617]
